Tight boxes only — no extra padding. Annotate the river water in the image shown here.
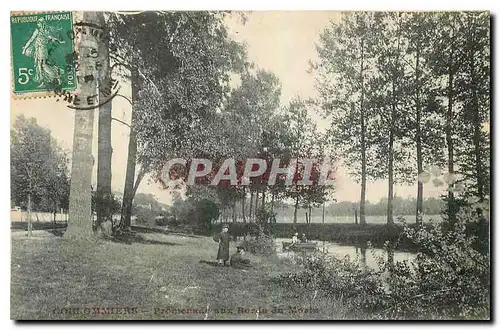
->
[275,238,416,269]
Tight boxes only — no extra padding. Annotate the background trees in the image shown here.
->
[313,11,490,226]
[11,115,70,225]
[108,12,246,230]
[313,12,382,226]
[11,11,489,239]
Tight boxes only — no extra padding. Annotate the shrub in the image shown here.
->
[380,205,490,319]
[273,204,490,320]
[239,235,276,256]
[272,253,387,316]
[181,199,218,234]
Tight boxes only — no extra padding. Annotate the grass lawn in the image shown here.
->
[11,230,349,320]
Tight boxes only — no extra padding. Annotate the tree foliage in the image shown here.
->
[11,115,70,213]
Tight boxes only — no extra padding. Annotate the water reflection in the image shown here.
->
[276,238,416,269]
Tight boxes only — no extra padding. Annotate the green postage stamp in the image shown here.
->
[11,12,76,94]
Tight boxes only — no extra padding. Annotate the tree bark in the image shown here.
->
[96,22,113,232]
[96,104,113,229]
[120,68,139,229]
[64,12,102,240]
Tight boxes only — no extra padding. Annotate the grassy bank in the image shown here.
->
[11,229,352,320]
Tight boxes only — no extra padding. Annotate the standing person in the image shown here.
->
[213,224,231,266]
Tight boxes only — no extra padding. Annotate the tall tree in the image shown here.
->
[283,98,318,223]
[370,12,407,226]
[64,12,105,240]
[424,13,465,223]
[108,12,246,229]
[400,13,445,224]
[454,12,490,203]
[313,12,381,225]
[120,68,140,229]
[224,69,282,221]
[96,18,113,233]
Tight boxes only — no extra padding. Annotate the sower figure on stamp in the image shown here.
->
[213,224,230,266]
[22,17,65,88]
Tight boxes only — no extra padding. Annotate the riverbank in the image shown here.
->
[213,222,419,251]
[11,229,352,320]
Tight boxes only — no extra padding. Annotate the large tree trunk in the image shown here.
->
[96,24,113,234]
[120,68,139,229]
[64,12,102,240]
[415,45,424,226]
[96,101,113,234]
[359,39,367,226]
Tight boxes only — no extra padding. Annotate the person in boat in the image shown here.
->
[213,224,231,266]
[230,246,252,269]
[300,233,307,243]
[290,232,299,248]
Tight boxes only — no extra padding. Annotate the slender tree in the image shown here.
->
[313,12,380,225]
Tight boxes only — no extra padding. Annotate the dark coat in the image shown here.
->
[214,231,230,261]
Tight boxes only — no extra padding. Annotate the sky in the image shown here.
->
[10,11,447,205]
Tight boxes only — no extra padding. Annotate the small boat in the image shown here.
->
[282,241,318,251]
